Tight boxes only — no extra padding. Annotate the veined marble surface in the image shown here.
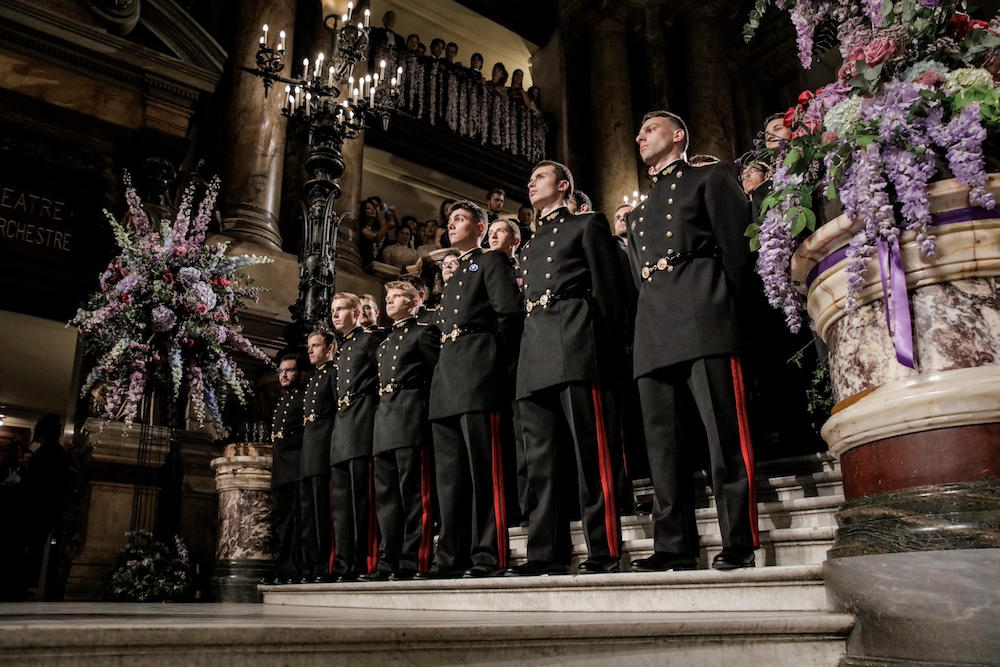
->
[216,488,276,561]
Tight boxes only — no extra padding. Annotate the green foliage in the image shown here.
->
[102,530,196,603]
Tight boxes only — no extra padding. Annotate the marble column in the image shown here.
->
[219,0,296,252]
[210,442,277,603]
[683,1,738,161]
[589,10,638,214]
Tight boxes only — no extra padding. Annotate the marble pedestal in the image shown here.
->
[791,177,1000,666]
[210,443,276,603]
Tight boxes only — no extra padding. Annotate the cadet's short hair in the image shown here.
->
[490,219,521,242]
[570,190,592,211]
[450,200,486,225]
[359,293,377,304]
[395,273,427,296]
[278,351,308,369]
[331,292,362,311]
[641,110,690,153]
[308,330,337,348]
[532,160,574,202]
[430,38,445,49]
[384,280,420,302]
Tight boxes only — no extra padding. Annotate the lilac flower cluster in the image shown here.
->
[932,103,996,209]
[72,174,273,435]
[757,164,808,331]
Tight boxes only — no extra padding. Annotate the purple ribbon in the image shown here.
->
[803,206,997,369]
[877,236,914,368]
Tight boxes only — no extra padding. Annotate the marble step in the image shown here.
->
[0,602,855,667]
[261,564,830,613]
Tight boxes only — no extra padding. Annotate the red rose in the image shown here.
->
[971,19,989,31]
[783,107,797,128]
[863,37,895,66]
[196,304,208,315]
[186,338,196,348]
[164,272,173,284]
[950,13,971,38]
[797,90,814,106]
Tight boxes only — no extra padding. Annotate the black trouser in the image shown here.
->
[373,446,434,573]
[638,354,760,556]
[272,481,301,578]
[511,399,535,522]
[431,411,508,569]
[518,381,622,565]
[298,474,331,578]
[330,457,376,576]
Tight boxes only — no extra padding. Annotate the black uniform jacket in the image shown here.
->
[626,158,753,378]
[516,208,626,400]
[301,361,336,477]
[270,386,305,487]
[373,318,442,454]
[429,247,524,420]
[332,326,387,464]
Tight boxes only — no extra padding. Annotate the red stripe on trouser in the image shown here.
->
[367,460,379,574]
[328,478,336,573]
[489,411,509,567]
[730,356,760,548]
[590,382,620,557]
[418,446,433,572]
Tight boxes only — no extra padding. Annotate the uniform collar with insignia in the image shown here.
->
[344,326,363,340]
[539,206,568,224]
[392,317,416,329]
[650,158,687,183]
[458,247,482,262]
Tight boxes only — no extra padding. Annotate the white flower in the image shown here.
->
[823,96,864,137]
[945,68,994,94]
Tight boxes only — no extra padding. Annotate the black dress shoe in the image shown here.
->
[629,553,698,572]
[414,566,466,580]
[464,564,505,578]
[309,573,338,583]
[337,570,360,582]
[505,561,569,577]
[389,568,417,581]
[358,570,392,582]
[577,557,621,574]
[712,548,755,570]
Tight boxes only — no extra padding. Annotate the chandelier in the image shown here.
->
[247,2,402,332]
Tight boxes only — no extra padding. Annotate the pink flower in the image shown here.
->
[196,304,208,315]
[918,71,946,87]
[863,37,895,66]
[821,131,839,144]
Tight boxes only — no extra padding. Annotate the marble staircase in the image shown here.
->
[251,453,854,667]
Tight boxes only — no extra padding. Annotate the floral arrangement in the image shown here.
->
[71,173,272,435]
[744,1,1000,333]
[102,530,196,602]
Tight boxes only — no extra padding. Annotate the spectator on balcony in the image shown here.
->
[487,62,508,88]
[445,42,462,67]
[485,187,505,223]
[382,226,420,270]
[400,215,420,249]
[430,38,445,59]
[417,42,427,58]
[406,34,420,54]
[371,11,405,52]
[469,53,484,80]
[526,86,542,115]
[417,220,444,255]
[359,197,396,267]
[516,204,534,249]
[438,199,455,248]
[507,69,527,105]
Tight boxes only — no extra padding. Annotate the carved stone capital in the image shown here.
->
[81,0,141,36]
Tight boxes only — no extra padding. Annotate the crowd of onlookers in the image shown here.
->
[370,11,548,162]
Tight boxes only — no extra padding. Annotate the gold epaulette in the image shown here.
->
[690,155,721,167]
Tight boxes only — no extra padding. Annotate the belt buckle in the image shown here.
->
[525,300,534,313]
[305,414,316,423]
[641,266,651,280]
[272,432,282,440]
[539,293,550,308]
[446,329,460,343]
[656,257,669,271]
[384,383,394,394]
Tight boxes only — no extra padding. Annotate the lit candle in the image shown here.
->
[342,13,347,23]
[305,92,311,116]
[302,58,309,79]
[262,24,268,47]
[370,85,374,104]
[391,77,397,86]
[373,72,379,88]
[364,8,370,27]
[278,30,286,52]
[315,53,323,77]
[623,195,629,204]
[328,65,334,87]
[347,1,353,17]
[380,60,386,80]
[357,22,363,30]
[285,85,291,110]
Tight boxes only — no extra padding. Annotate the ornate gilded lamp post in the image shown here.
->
[247,5,401,331]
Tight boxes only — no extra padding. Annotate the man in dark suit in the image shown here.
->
[627,110,760,572]
[507,160,626,576]
[267,352,308,584]
[424,200,523,579]
[362,281,441,581]
[330,292,386,581]
[299,331,336,582]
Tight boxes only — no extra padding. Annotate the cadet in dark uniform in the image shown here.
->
[423,200,523,579]
[507,160,626,576]
[330,292,386,580]
[627,110,759,571]
[362,281,441,581]
[267,352,309,584]
[300,331,336,582]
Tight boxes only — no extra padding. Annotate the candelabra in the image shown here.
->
[247,4,402,332]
